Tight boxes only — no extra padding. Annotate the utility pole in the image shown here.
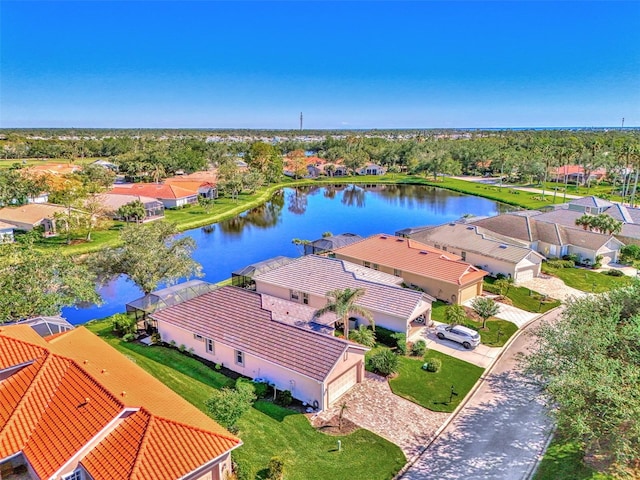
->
[300,112,303,131]
[622,117,625,129]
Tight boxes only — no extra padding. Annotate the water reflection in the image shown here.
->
[341,185,366,208]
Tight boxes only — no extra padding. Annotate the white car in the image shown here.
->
[435,324,481,349]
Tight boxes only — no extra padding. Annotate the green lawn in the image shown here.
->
[533,181,624,204]
[86,319,405,480]
[542,264,632,293]
[389,351,484,413]
[534,437,613,480]
[431,300,447,321]
[484,278,561,313]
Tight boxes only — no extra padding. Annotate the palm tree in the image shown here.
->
[314,288,373,340]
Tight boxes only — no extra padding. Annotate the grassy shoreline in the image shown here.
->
[38,175,572,256]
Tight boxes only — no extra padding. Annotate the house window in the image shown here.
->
[461,251,466,261]
[193,334,204,341]
[434,244,440,250]
[64,471,84,480]
[373,263,379,270]
[302,292,309,305]
[363,261,371,268]
[290,289,299,301]
[393,269,402,277]
[235,350,244,366]
[206,338,214,354]
[442,246,447,252]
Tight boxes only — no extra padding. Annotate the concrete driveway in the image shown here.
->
[463,298,539,328]
[518,274,586,302]
[410,326,501,368]
[400,308,561,480]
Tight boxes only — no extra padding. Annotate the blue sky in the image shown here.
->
[1,1,639,129]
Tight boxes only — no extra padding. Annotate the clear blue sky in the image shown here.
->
[1,1,639,129]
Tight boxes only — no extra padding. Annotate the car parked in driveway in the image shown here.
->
[435,324,481,349]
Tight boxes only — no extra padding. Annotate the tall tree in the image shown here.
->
[91,221,202,295]
[471,296,500,329]
[313,287,373,340]
[0,236,100,322]
[523,285,640,476]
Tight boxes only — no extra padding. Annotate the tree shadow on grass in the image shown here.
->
[252,400,298,422]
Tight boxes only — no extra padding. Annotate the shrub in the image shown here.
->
[150,332,161,344]
[391,332,407,355]
[232,458,255,480]
[562,254,580,263]
[122,333,136,342]
[170,340,176,347]
[111,313,137,336]
[546,259,575,269]
[178,344,186,353]
[275,389,292,407]
[422,357,442,373]
[495,273,507,280]
[374,326,398,348]
[411,340,427,357]
[620,244,640,263]
[215,363,222,370]
[606,269,625,277]
[368,348,399,376]
[206,383,256,429]
[251,381,269,398]
[266,456,285,480]
[349,325,376,347]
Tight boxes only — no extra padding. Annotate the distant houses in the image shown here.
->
[0,203,66,236]
[110,183,199,209]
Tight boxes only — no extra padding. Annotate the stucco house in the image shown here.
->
[110,183,199,209]
[153,286,368,410]
[396,222,545,283]
[472,210,624,265]
[357,163,386,176]
[94,193,165,222]
[252,255,433,334]
[0,325,241,480]
[332,234,487,305]
[0,203,66,235]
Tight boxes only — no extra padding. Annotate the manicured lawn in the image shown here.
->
[472,319,518,347]
[542,264,632,293]
[389,351,484,413]
[431,300,447,321]
[86,319,405,480]
[484,278,560,313]
[534,437,613,480]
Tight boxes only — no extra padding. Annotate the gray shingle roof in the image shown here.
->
[152,286,361,382]
[568,196,614,208]
[406,223,543,264]
[253,255,431,319]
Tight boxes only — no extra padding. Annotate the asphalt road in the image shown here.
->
[400,308,562,480]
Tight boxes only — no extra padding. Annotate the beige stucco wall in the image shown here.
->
[254,280,416,334]
[157,319,364,411]
[185,452,232,480]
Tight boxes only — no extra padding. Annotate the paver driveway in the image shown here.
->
[312,372,449,458]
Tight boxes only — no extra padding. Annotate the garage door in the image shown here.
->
[600,252,615,265]
[327,367,358,405]
[516,268,535,283]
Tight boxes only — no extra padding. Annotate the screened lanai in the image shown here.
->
[231,256,295,289]
[126,280,217,326]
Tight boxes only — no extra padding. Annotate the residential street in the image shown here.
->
[400,308,562,480]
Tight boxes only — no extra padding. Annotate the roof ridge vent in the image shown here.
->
[499,244,508,249]
[419,251,428,254]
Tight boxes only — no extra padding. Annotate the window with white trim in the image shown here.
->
[393,268,402,277]
[235,350,244,366]
[290,289,299,301]
[302,292,309,304]
[373,263,379,270]
[461,251,466,261]
[363,261,371,268]
[63,471,84,480]
[193,333,204,341]
[206,338,214,354]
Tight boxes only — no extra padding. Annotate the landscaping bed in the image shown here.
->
[86,318,405,480]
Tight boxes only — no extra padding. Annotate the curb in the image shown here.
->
[394,306,563,479]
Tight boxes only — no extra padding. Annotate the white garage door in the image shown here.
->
[327,367,358,405]
[516,268,535,283]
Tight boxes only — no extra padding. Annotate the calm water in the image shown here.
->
[62,184,514,324]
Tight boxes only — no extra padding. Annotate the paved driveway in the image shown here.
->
[400,309,561,480]
[519,274,586,302]
[312,372,449,458]
[463,298,538,328]
[409,326,501,368]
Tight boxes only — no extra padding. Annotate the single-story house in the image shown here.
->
[152,286,368,410]
[396,222,545,283]
[332,234,487,305]
[549,165,607,183]
[253,255,432,335]
[109,183,199,208]
[304,232,363,255]
[472,210,624,264]
[0,221,14,242]
[165,171,219,199]
[91,159,119,171]
[0,325,240,480]
[0,203,66,235]
[357,163,386,176]
[94,193,165,222]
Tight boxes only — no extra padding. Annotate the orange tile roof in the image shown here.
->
[27,163,81,176]
[110,183,198,200]
[163,180,214,192]
[0,325,240,480]
[333,234,487,286]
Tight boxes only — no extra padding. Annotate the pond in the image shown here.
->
[62,184,515,324]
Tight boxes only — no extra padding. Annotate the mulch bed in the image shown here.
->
[312,415,359,436]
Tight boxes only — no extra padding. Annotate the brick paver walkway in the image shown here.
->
[518,274,586,302]
[312,372,449,458]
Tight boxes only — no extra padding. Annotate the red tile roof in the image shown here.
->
[110,183,198,200]
[0,325,240,480]
[333,234,487,286]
